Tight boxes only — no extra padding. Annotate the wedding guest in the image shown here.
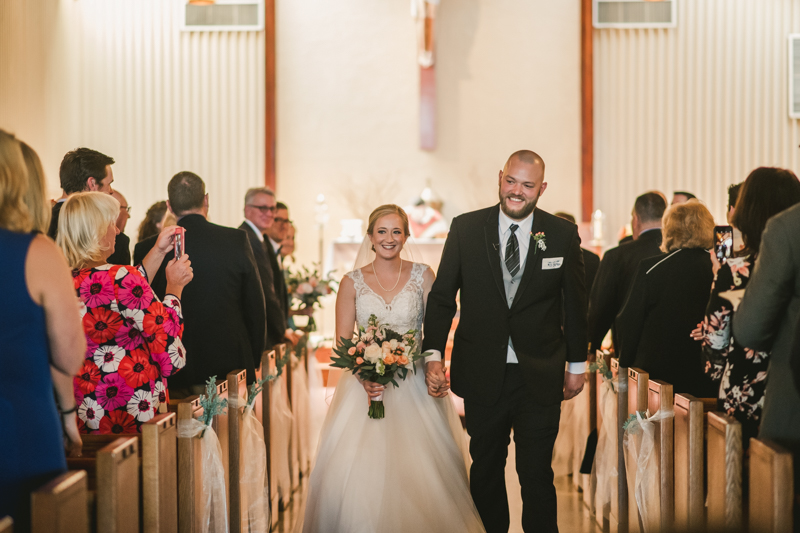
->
[137,201,168,243]
[617,200,717,397]
[239,187,291,349]
[280,222,296,265]
[48,147,115,239]
[0,130,86,528]
[672,190,697,205]
[733,174,800,456]
[588,192,666,352]
[265,201,291,320]
[133,171,265,393]
[554,212,600,296]
[698,168,800,444]
[57,192,192,433]
[161,209,178,229]
[106,189,131,265]
[19,141,51,234]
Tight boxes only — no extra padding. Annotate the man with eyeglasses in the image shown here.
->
[106,189,132,266]
[240,188,296,348]
[265,202,292,321]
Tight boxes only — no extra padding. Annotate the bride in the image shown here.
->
[300,205,485,533]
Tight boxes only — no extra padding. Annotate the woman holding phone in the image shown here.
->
[695,167,800,444]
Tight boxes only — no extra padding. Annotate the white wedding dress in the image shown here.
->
[300,263,485,533]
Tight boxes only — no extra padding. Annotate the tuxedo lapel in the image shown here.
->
[511,208,544,310]
[483,205,506,301]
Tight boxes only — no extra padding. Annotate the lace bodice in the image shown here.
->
[347,262,427,340]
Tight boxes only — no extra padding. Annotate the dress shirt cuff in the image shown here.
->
[567,362,586,375]
[424,349,443,363]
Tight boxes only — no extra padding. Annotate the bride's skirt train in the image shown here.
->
[300,367,485,533]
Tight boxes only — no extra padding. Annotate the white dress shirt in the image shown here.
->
[244,219,265,242]
[426,209,585,375]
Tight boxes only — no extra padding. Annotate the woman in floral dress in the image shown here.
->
[698,168,800,444]
[57,192,193,434]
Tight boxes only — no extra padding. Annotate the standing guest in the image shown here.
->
[0,130,86,528]
[672,191,697,205]
[48,147,115,239]
[137,201,168,243]
[265,201,291,320]
[19,141,51,234]
[726,183,745,253]
[554,212,600,296]
[697,168,800,444]
[280,222,296,266]
[588,192,666,352]
[106,190,131,265]
[617,200,717,397]
[733,175,800,456]
[58,192,192,433]
[239,187,293,349]
[134,172,266,393]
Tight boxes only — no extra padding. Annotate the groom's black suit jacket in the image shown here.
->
[422,205,588,407]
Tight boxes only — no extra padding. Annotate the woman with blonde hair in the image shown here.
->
[617,200,718,397]
[57,192,194,434]
[0,130,86,528]
[19,141,51,234]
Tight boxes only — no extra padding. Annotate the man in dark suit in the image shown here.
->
[48,148,115,239]
[264,202,291,321]
[587,192,666,353]
[133,171,265,392]
[239,187,292,349]
[106,189,131,265]
[423,151,588,533]
[554,211,600,296]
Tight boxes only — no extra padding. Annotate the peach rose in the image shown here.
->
[384,354,396,365]
[348,347,356,355]
[356,341,366,351]
[397,355,409,366]
[356,357,364,365]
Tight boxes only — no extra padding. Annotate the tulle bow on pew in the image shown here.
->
[594,373,619,516]
[237,379,273,532]
[623,408,674,533]
[177,418,229,533]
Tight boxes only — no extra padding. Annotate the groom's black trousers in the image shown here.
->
[464,364,561,533]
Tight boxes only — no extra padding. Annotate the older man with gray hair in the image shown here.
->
[239,186,294,349]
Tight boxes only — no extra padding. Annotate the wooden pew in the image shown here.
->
[0,516,11,533]
[749,438,795,533]
[261,349,279,530]
[706,412,742,530]
[647,379,673,531]
[31,470,89,533]
[594,351,616,530]
[142,413,179,533]
[212,377,230,513]
[673,394,712,531]
[227,369,247,533]
[626,367,649,533]
[610,357,627,533]
[176,396,204,533]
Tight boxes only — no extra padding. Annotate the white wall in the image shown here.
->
[594,0,800,244]
[276,0,582,268]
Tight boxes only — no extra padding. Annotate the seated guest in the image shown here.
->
[554,211,600,296]
[48,147,115,239]
[134,172,266,393]
[672,190,697,205]
[0,130,86,528]
[617,200,717,397]
[57,192,192,433]
[698,168,800,444]
[106,189,131,265]
[239,187,291,349]
[138,200,168,242]
[588,192,666,352]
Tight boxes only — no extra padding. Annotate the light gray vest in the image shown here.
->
[501,246,526,353]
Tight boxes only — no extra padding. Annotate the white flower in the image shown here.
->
[127,390,156,422]
[152,381,167,409]
[93,345,126,373]
[168,340,187,370]
[375,359,386,376]
[537,239,547,251]
[298,282,314,295]
[79,398,105,430]
[388,339,400,351]
[364,344,383,364]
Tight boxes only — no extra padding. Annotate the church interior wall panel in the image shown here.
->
[594,0,800,246]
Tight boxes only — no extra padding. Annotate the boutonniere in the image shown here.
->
[531,231,547,254]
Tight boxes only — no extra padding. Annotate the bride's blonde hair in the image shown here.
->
[367,204,410,236]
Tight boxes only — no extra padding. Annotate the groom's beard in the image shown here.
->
[499,191,537,220]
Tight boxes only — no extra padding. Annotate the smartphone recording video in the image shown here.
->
[174,228,184,259]
[714,225,733,264]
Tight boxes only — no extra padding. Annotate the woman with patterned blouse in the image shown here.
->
[697,168,800,444]
[57,192,193,434]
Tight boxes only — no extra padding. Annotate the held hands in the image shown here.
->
[62,413,83,458]
[425,361,450,398]
[690,321,704,342]
[563,370,585,400]
[358,373,385,401]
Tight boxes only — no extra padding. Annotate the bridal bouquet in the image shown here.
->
[285,264,338,330]
[330,314,429,419]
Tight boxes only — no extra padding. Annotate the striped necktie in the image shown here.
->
[505,224,520,276]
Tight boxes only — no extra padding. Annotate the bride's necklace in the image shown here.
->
[373,259,403,292]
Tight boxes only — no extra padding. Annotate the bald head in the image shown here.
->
[504,150,545,174]
[498,150,548,220]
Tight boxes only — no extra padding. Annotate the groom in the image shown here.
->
[423,150,588,533]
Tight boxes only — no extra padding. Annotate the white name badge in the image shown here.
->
[542,257,564,270]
